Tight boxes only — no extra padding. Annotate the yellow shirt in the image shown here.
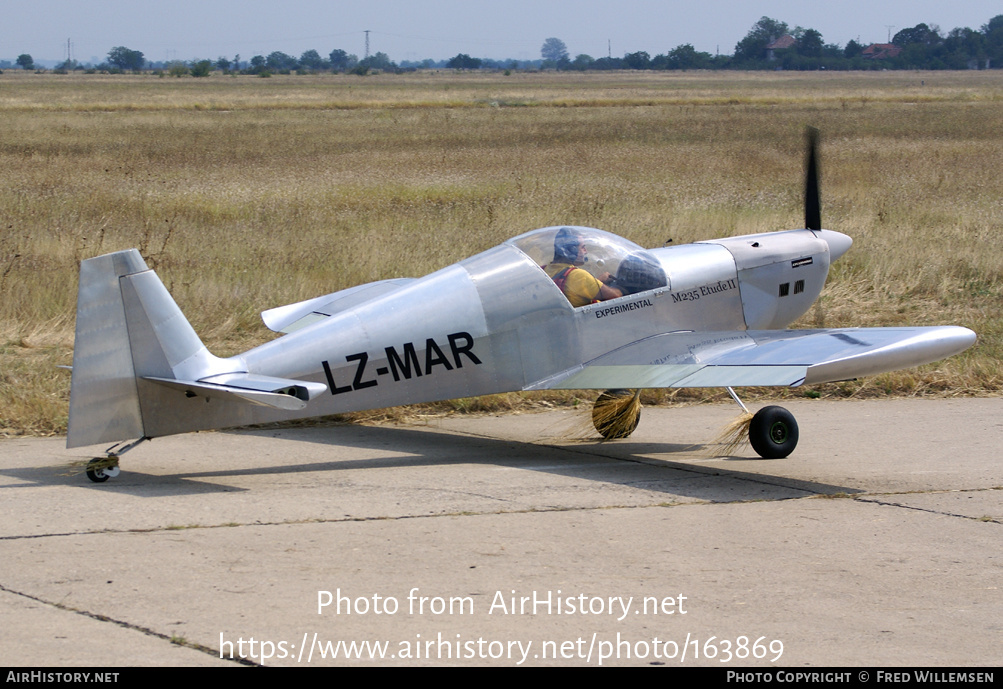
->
[546,263,602,307]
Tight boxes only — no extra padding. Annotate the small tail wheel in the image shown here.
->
[749,406,799,459]
[86,457,121,483]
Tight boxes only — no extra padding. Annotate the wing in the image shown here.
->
[526,327,976,390]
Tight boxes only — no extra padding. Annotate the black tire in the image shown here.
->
[592,389,641,439]
[85,458,111,483]
[749,406,799,459]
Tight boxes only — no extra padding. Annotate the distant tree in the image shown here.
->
[541,37,569,62]
[982,15,1003,67]
[983,14,1003,34]
[623,51,650,69]
[299,49,325,71]
[266,51,298,72]
[571,54,594,70]
[249,55,266,73]
[108,46,145,71]
[891,23,943,68]
[329,49,355,72]
[822,43,844,59]
[446,53,482,69]
[215,56,231,73]
[942,28,987,69]
[16,54,34,70]
[734,17,789,61]
[797,29,824,57]
[844,39,864,59]
[893,23,942,47]
[359,52,395,71]
[665,44,712,70]
[190,60,212,77]
[167,61,189,77]
[590,56,623,70]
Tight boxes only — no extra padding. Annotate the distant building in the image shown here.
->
[862,44,902,60]
[766,35,797,60]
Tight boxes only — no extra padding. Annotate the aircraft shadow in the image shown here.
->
[11,422,858,502]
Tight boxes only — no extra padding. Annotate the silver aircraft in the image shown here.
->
[67,131,975,481]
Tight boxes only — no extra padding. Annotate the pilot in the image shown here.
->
[545,227,622,307]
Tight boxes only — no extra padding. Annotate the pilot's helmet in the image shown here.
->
[553,227,583,264]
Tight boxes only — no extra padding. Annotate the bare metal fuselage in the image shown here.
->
[67,225,972,449]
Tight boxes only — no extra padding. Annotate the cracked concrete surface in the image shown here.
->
[1,399,1000,666]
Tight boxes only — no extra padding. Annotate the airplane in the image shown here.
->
[67,129,976,482]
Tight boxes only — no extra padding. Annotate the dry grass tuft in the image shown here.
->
[549,389,649,442]
[706,411,754,457]
[590,390,642,440]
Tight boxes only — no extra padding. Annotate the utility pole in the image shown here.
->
[364,30,370,60]
[885,25,896,43]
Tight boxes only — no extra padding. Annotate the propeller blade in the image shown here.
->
[804,126,821,231]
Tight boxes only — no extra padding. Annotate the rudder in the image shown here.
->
[66,250,219,448]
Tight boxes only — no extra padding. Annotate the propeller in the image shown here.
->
[804,126,821,232]
[803,128,852,260]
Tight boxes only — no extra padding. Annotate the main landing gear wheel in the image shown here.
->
[86,457,121,483]
[592,389,641,440]
[749,406,799,459]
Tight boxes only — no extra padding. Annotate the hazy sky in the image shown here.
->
[4,0,1001,64]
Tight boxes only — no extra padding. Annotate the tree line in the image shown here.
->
[6,14,1002,76]
[543,16,1003,71]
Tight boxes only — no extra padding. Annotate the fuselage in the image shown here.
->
[70,225,856,442]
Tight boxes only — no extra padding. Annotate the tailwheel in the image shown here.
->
[86,456,121,483]
[749,406,799,459]
[592,389,641,440]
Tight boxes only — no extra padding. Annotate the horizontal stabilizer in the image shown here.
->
[527,326,976,391]
[144,373,328,411]
[262,278,415,333]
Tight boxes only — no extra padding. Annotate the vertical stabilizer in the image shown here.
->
[67,250,221,448]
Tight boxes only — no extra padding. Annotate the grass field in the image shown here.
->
[1,69,1001,436]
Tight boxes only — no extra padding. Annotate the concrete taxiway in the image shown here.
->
[1,399,1000,666]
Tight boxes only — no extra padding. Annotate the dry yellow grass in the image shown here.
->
[1,70,1001,436]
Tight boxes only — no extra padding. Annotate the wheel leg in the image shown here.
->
[725,386,749,413]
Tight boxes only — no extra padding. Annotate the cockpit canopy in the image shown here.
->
[506,226,668,298]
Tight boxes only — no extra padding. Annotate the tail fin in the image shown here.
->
[66,250,220,448]
[67,250,327,448]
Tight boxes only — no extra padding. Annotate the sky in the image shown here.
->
[3,0,1001,65]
